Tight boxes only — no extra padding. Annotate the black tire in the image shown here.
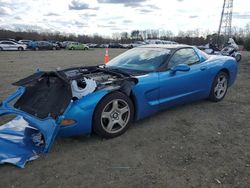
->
[208,71,229,102]
[93,92,134,139]
[70,47,74,50]
[52,46,56,50]
[0,47,3,51]
[84,47,88,50]
[235,54,241,62]
[18,47,23,51]
[35,47,39,51]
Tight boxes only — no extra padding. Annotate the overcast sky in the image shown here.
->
[0,0,249,36]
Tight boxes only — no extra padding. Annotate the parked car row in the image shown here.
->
[0,38,178,51]
[0,39,90,51]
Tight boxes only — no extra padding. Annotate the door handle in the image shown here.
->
[200,66,207,71]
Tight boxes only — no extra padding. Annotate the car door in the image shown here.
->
[36,42,42,50]
[76,43,81,50]
[40,42,47,50]
[46,42,52,50]
[9,42,18,50]
[158,47,210,110]
[0,42,7,50]
[41,42,47,50]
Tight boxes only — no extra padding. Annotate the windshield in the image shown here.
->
[106,48,170,72]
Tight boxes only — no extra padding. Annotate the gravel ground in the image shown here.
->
[0,49,249,188]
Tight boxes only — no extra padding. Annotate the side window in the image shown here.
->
[168,48,200,68]
[3,42,14,45]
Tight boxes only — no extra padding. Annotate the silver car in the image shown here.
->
[0,41,27,51]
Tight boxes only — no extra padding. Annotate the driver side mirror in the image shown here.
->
[170,64,190,74]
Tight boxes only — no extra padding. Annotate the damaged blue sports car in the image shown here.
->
[0,45,238,167]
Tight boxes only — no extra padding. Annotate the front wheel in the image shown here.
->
[209,71,228,102]
[18,47,24,51]
[93,92,134,138]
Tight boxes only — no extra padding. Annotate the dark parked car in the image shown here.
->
[30,41,60,50]
[87,43,99,48]
[49,41,63,48]
[61,41,75,48]
[108,43,124,48]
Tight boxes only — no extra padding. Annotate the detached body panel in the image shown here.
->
[0,87,60,167]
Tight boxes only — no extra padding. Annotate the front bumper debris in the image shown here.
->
[0,87,59,168]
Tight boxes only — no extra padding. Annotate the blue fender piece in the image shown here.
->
[0,87,59,168]
[58,89,109,137]
[0,116,43,168]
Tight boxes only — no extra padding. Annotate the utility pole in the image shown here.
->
[217,0,234,46]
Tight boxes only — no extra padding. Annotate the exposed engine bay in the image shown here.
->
[12,66,137,119]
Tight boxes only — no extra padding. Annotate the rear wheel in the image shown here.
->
[235,54,241,62]
[209,71,228,102]
[93,92,134,138]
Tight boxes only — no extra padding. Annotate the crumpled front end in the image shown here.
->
[0,87,59,168]
[0,66,137,168]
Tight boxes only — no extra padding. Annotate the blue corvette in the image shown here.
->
[0,44,238,167]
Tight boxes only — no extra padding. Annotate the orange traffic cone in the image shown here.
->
[104,48,109,64]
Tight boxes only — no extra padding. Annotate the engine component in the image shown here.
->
[71,78,97,99]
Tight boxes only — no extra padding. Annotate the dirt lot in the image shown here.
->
[0,49,250,188]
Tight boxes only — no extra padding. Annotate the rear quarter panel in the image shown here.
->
[205,55,238,89]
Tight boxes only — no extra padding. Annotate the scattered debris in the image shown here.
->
[215,178,222,184]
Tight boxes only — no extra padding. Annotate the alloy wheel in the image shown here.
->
[214,74,228,99]
[101,99,130,134]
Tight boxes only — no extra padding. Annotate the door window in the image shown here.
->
[168,48,200,68]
